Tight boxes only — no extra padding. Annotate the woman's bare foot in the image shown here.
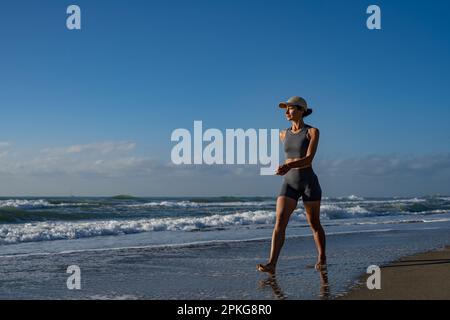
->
[315,258,327,271]
[256,263,276,274]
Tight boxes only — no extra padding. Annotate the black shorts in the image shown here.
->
[278,167,322,202]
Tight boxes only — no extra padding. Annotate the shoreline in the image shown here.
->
[337,245,450,300]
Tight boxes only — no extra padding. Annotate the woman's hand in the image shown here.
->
[275,163,291,176]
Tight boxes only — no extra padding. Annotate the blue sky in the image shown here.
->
[0,0,449,197]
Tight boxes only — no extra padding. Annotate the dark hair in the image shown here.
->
[295,106,313,118]
[303,109,313,118]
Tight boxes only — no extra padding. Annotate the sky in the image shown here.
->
[0,0,449,197]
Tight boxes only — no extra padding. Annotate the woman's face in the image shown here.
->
[285,106,303,121]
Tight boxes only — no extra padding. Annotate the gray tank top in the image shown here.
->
[283,124,313,158]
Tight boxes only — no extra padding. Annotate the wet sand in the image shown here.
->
[338,246,450,300]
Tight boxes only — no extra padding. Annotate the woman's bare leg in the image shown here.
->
[303,200,326,270]
[257,196,298,274]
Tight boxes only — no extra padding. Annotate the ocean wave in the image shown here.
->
[0,199,53,209]
[1,199,448,225]
[0,207,99,223]
[329,198,427,205]
[319,204,371,219]
[0,199,93,209]
[123,200,275,208]
[3,205,449,245]
[323,195,365,201]
[0,210,280,245]
[344,217,450,226]
[342,195,365,201]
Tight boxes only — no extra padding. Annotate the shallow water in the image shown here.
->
[0,221,449,299]
[1,195,450,299]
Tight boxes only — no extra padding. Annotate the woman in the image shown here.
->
[257,96,326,273]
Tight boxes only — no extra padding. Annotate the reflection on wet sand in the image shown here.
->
[257,274,287,300]
[318,269,330,299]
[257,269,330,300]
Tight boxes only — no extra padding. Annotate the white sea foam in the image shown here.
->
[3,206,447,245]
[423,218,450,223]
[0,199,52,209]
[330,198,427,205]
[1,194,449,245]
[0,210,281,245]
[3,202,443,245]
[0,199,91,209]
[319,204,371,219]
[345,195,365,201]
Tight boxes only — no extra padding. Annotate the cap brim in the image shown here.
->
[279,102,294,108]
[279,102,309,111]
[278,102,312,118]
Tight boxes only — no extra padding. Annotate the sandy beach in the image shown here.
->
[338,246,450,300]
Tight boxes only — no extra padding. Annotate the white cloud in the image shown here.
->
[0,142,449,196]
[0,142,11,149]
[41,141,137,156]
[0,141,141,177]
[0,141,260,179]
[0,142,11,157]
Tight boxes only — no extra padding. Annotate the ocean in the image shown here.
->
[1,194,450,299]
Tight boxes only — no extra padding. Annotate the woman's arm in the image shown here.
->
[279,129,287,143]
